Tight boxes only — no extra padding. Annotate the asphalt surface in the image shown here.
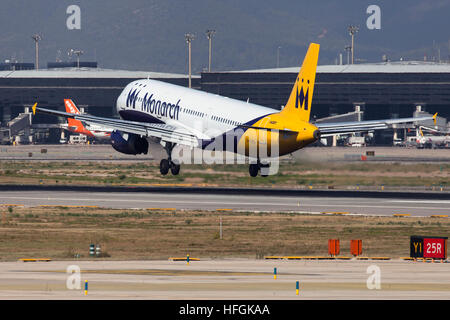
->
[1,144,450,162]
[0,186,449,216]
[0,259,448,300]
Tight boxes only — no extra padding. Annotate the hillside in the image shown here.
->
[0,0,449,73]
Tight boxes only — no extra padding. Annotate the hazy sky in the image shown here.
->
[0,0,449,73]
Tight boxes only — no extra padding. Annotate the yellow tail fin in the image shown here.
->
[280,43,320,122]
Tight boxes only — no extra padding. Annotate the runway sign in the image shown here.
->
[410,236,448,260]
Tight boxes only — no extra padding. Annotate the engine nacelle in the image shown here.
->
[110,130,148,155]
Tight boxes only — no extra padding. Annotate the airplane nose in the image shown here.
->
[313,129,321,140]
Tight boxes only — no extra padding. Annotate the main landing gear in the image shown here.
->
[248,160,270,177]
[160,142,181,175]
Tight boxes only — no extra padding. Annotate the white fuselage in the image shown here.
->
[85,123,112,139]
[116,79,276,139]
[61,122,111,140]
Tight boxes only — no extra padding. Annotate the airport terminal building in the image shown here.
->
[201,63,450,119]
[0,66,199,143]
[0,61,449,145]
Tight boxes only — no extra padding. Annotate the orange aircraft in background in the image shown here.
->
[61,99,112,140]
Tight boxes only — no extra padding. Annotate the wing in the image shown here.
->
[32,104,203,147]
[316,114,437,137]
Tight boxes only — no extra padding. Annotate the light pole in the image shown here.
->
[69,49,84,69]
[206,30,215,72]
[348,25,359,64]
[345,46,352,65]
[185,33,195,88]
[31,34,42,70]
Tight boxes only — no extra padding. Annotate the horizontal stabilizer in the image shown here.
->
[317,115,437,137]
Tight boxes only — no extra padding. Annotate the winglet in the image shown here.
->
[433,112,438,125]
[32,103,37,115]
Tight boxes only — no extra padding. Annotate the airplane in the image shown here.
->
[60,99,112,141]
[32,43,437,177]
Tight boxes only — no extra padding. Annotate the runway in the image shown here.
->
[0,185,449,302]
[0,186,449,216]
[0,259,448,300]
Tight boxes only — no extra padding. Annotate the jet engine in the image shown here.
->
[110,130,148,155]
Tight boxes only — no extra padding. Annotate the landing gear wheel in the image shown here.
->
[260,163,270,177]
[170,163,181,175]
[160,142,182,176]
[249,164,259,177]
[160,159,170,175]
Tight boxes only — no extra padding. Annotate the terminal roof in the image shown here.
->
[0,68,198,79]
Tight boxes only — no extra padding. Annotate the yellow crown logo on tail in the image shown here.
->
[280,43,320,123]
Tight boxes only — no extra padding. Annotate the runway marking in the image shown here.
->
[0,195,449,213]
[0,280,449,293]
[0,195,444,208]
[39,269,269,277]
[38,204,99,208]
[388,200,450,204]
[321,211,350,215]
